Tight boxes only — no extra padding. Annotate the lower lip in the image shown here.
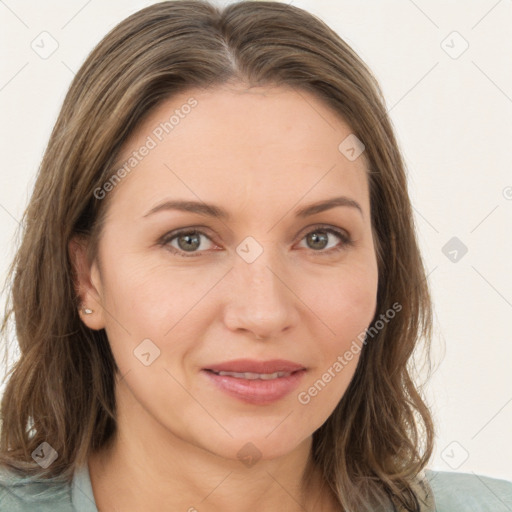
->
[202,369,307,405]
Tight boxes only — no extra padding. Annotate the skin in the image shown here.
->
[70,83,379,512]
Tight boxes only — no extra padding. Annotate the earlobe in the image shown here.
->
[68,235,106,330]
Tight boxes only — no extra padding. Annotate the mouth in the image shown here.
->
[201,366,307,405]
[203,358,306,375]
[205,369,300,380]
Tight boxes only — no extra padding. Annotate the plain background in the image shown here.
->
[0,0,511,482]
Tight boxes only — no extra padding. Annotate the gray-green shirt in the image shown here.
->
[1,464,511,511]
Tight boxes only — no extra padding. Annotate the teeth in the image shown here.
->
[212,370,291,379]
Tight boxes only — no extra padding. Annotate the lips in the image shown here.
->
[201,359,307,404]
[204,359,306,374]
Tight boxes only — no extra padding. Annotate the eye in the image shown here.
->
[159,225,353,258]
[160,229,216,257]
[296,225,353,255]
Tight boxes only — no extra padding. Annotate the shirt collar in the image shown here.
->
[71,463,99,512]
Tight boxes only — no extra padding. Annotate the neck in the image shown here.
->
[87,382,338,512]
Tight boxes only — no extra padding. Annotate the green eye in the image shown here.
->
[298,227,353,254]
[160,225,353,258]
[159,229,210,257]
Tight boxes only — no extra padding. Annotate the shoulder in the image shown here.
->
[0,466,73,511]
[425,469,512,511]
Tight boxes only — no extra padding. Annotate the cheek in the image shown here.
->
[101,253,195,323]
[301,258,377,376]
[97,253,230,374]
[296,266,377,417]
[95,255,175,359]
[334,273,378,335]
[304,261,378,342]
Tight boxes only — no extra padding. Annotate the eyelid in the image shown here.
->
[158,226,219,255]
[158,223,353,258]
[297,222,350,240]
[295,224,353,255]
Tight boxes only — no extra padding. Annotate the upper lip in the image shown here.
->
[204,359,306,374]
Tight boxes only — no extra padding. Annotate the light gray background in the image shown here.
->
[1,0,511,481]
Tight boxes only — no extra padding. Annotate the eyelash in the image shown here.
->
[158,224,354,258]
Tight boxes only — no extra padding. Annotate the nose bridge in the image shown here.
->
[238,242,285,309]
[224,237,297,337]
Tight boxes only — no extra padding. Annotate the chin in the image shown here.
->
[199,429,311,465]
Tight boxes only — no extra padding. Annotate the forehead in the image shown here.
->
[107,84,370,220]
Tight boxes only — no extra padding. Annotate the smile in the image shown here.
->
[202,368,307,405]
[208,370,293,380]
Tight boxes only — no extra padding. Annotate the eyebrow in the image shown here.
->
[143,196,363,220]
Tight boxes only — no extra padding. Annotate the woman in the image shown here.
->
[0,1,510,511]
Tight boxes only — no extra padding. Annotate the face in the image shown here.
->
[74,83,379,463]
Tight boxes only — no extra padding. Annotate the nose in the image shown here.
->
[222,249,299,340]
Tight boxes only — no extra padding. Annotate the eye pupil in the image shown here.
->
[178,232,201,251]
[307,231,328,250]
[165,226,347,258]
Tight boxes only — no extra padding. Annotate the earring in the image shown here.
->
[81,307,93,315]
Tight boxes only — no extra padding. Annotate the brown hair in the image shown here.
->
[0,1,435,510]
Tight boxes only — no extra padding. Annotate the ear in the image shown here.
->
[68,235,106,330]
